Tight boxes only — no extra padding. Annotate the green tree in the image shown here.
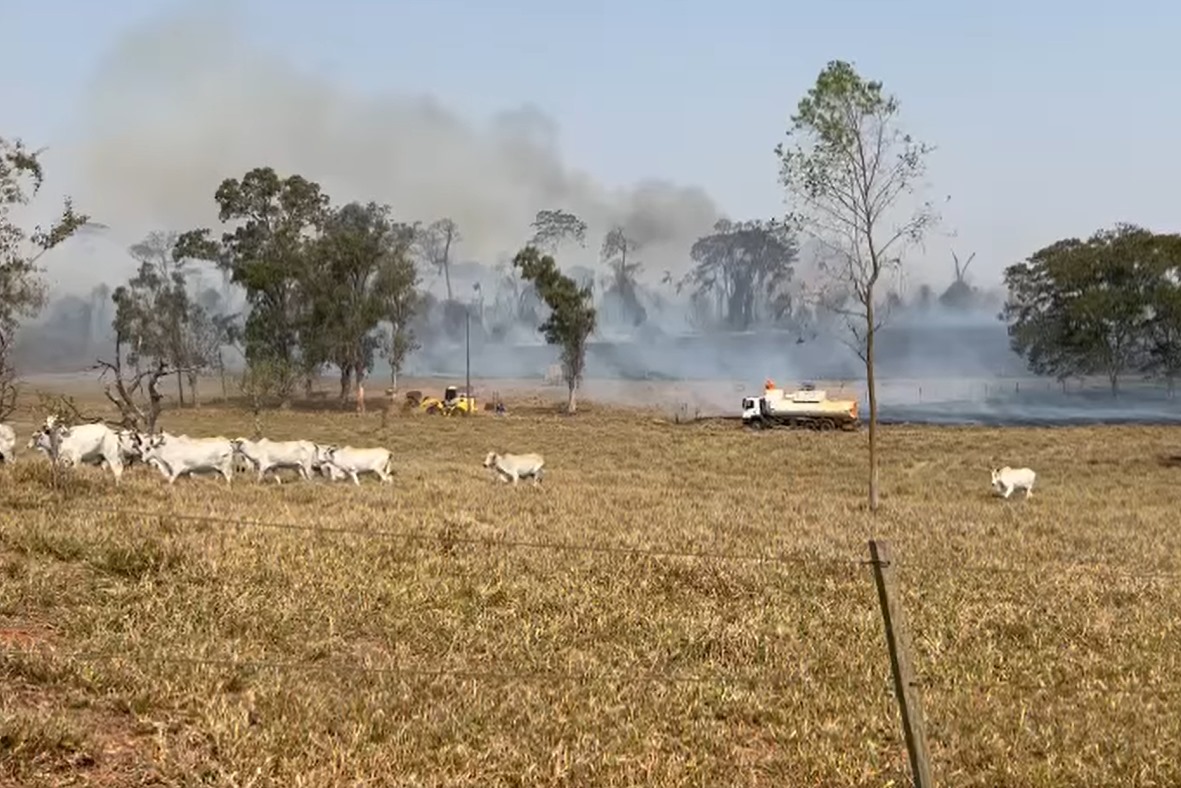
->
[98,283,177,431]
[1142,268,1181,396]
[377,236,422,389]
[0,137,89,418]
[775,59,937,512]
[174,167,329,404]
[1002,224,1180,395]
[512,245,596,414]
[685,219,797,330]
[304,201,418,401]
[126,231,196,403]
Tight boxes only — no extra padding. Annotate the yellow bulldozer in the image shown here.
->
[406,385,477,416]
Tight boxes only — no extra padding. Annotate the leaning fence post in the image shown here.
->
[869,539,934,788]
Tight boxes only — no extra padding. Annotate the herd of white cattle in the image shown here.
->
[0,416,547,487]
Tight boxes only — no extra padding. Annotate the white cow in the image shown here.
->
[0,423,15,463]
[317,445,393,485]
[231,437,317,483]
[140,433,235,485]
[483,451,545,486]
[27,417,124,482]
[991,466,1036,499]
[116,429,151,465]
[311,444,348,481]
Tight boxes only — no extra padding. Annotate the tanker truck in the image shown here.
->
[741,380,860,431]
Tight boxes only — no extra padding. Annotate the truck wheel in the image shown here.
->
[818,419,835,431]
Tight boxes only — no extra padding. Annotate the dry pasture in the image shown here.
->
[1,391,1180,787]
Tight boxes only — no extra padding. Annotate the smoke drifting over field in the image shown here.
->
[53,1,718,293]
[18,3,1181,427]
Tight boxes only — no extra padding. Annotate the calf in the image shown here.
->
[232,437,317,484]
[990,466,1036,499]
[140,433,235,485]
[317,445,393,485]
[483,451,545,486]
[0,423,15,463]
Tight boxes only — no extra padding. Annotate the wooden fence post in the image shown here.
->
[869,539,934,788]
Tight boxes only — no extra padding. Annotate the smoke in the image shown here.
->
[45,1,719,294]
[19,3,1181,426]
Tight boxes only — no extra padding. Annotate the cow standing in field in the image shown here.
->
[991,466,1036,499]
[231,437,318,484]
[483,451,545,486]
[139,433,235,485]
[0,423,15,463]
[27,416,125,482]
[316,445,393,485]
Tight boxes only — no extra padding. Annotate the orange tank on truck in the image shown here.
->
[741,381,860,431]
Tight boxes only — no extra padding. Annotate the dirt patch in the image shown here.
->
[0,679,166,786]
[0,621,56,649]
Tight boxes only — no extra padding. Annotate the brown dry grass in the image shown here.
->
[2,381,1180,786]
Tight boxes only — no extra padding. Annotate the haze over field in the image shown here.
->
[5,0,1181,422]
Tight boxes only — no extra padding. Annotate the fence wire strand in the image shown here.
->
[20,504,1179,581]
[59,505,866,568]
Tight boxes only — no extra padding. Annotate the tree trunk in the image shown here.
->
[444,262,453,302]
[187,372,200,408]
[1110,372,1119,397]
[219,353,227,401]
[176,370,184,407]
[566,378,578,414]
[354,363,366,413]
[866,302,880,514]
[338,365,352,402]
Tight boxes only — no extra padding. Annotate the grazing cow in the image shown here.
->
[27,417,124,482]
[140,433,235,485]
[483,451,545,486]
[0,423,15,463]
[231,437,317,483]
[317,445,393,485]
[991,466,1036,499]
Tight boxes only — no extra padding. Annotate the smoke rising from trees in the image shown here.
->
[51,2,719,293]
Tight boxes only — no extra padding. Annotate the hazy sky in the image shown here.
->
[4,0,1178,295]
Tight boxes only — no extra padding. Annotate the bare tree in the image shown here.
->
[530,209,587,253]
[417,218,461,301]
[600,226,646,327]
[94,284,194,432]
[775,60,938,512]
[939,250,978,309]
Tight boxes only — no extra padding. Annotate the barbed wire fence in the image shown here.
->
[3,504,1181,785]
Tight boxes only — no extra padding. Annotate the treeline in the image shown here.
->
[30,178,1006,384]
[1002,224,1181,394]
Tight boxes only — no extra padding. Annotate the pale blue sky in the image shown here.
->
[5,0,1179,291]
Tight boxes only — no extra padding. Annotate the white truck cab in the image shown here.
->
[741,396,762,423]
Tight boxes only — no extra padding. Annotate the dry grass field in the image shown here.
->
[2,380,1180,786]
